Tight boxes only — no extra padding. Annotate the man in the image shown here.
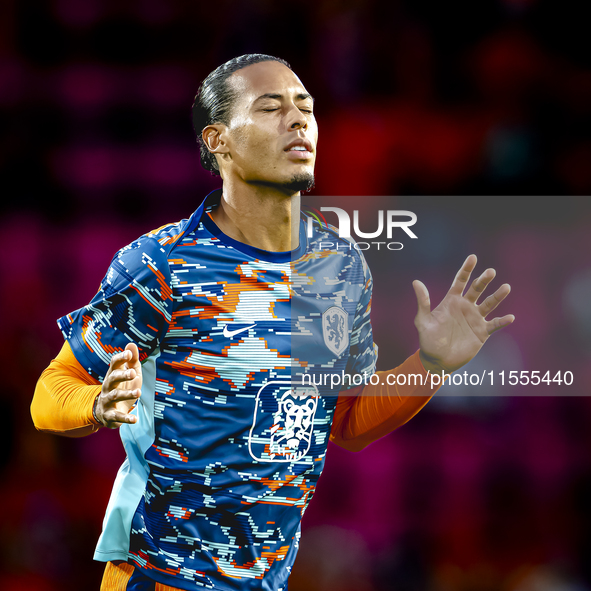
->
[31,54,514,591]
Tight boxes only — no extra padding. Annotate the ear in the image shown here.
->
[202,124,229,156]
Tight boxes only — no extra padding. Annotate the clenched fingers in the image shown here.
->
[96,387,141,428]
[102,387,141,404]
[109,348,134,369]
[103,367,138,390]
[101,407,139,429]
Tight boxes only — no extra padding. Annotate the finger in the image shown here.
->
[103,410,138,429]
[464,268,496,304]
[109,348,133,371]
[125,342,140,365]
[104,368,138,389]
[104,388,141,404]
[478,284,511,318]
[448,254,478,296]
[412,280,431,317]
[486,314,516,335]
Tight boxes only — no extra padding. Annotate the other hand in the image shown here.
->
[413,254,515,374]
[95,343,142,428]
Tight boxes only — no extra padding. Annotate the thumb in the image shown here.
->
[412,280,431,318]
[125,342,140,365]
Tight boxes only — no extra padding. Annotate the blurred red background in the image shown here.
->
[2,1,591,589]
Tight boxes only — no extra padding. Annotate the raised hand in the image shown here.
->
[95,343,143,428]
[413,254,515,374]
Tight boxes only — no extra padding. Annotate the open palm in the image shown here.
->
[413,255,515,374]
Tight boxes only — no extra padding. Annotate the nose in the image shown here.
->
[287,104,307,131]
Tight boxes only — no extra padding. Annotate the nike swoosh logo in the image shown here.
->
[223,323,257,338]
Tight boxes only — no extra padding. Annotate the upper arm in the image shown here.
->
[31,341,102,437]
[55,341,101,385]
[58,235,173,382]
[329,253,378,451]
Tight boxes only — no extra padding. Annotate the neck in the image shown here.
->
[210,178,301,252]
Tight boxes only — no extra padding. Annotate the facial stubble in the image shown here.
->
[284,171,315,194]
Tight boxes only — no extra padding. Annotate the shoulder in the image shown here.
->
[103,217,197,292]
[113,217,193,267]
[302,213,371,283]
[145,218,190,247]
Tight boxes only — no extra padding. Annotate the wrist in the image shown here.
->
[418,350,448,375]
[91,394,103,427]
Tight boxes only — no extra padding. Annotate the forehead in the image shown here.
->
[227,61,309,106]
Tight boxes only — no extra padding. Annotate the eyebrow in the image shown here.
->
[253,92,315,103]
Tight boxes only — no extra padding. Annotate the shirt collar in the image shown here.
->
[190,188,308,263]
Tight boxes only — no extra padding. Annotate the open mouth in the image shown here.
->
[285,139,313,158]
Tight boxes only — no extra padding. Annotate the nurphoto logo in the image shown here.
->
[304,204,418,251]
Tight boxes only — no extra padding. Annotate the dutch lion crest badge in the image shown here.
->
[322,306,349,357]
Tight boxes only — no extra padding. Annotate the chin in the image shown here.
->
[252,169,315,194]
[284,172,315,193]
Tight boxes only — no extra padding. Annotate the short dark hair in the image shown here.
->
[192,54,291,175]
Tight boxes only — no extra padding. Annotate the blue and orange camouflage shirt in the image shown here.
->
[58,189,378,591]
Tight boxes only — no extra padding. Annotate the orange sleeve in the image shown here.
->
[329,350,441,452]
[31,341,102,437]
